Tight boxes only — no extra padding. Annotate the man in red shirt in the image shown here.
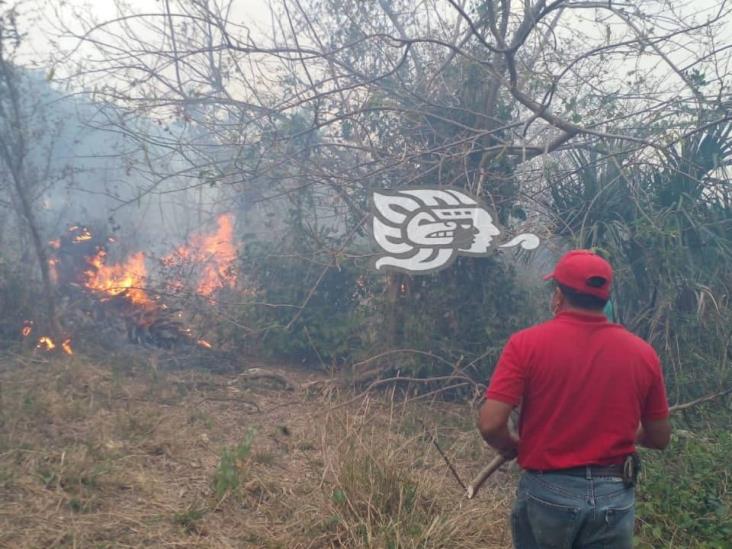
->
[479,250,671,548]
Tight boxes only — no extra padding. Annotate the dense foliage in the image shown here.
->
[240,213,538,381]
[546,117,732,400]
[637,429,732,548]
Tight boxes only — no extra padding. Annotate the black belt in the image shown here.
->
[529,464,624,478]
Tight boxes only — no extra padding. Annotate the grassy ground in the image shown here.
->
[0,352,514,548]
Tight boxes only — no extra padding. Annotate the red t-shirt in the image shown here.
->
[485,311,669,470]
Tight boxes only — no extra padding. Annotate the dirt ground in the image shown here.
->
[0,351,515,548]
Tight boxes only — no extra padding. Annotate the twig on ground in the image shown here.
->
[234,368,296,391]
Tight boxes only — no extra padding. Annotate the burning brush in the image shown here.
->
[19,319,74,356]
[161,214,238,298]
[27,216,237,354]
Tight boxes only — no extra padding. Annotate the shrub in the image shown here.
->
[241,237,369,366]
[636,427,732,548]
[240,233,538,382]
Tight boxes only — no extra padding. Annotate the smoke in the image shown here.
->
[3,71,230,256]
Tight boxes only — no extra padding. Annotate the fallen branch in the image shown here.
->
[233,368,296,391]
[330,374,476,411]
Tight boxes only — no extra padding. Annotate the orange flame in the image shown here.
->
[85,250,153,307]
[197,214,237,296]
[45,218,235,353]
[73,228,93,243]
[197,339,213,349]
[21,321,33,338]
[61,338,73,355]
[164,214,237,297]
[37,336,56,351]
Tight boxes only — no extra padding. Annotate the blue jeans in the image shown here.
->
[511,469,635,548]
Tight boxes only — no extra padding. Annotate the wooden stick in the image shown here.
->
[467,454,508,499]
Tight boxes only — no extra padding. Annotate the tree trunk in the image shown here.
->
[0,57,61,342]
[11,176,61,340]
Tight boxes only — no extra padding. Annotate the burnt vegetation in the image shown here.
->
[1,0,732,546]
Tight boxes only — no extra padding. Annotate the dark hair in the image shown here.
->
[557,283,608,311]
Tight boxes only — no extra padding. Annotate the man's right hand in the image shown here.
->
[478,399,520,459]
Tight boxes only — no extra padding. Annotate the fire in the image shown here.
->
[164,214,237,297]
[37,336,56,351]
[85,250,153,307]
[24,322,72,355]
[61,338,73,355]
[73,228,93,242]
[21,321,33,337]
[197,214,237,296]
[42,216,238,353]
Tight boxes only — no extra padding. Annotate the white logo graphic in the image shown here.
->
[371,188,539,273]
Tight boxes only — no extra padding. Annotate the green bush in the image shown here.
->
[636,427,732,548]
[240,233,538,381]
[376,256,540,379]
[240,237,369,365]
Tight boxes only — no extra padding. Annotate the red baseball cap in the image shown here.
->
[543,250,613,299]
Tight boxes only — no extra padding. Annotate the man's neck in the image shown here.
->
[559,304,606,317]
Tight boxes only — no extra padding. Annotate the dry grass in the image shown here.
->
[0,352,514,548]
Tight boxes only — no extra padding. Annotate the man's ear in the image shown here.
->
[555,287,564,304]
[551,286,564,313]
